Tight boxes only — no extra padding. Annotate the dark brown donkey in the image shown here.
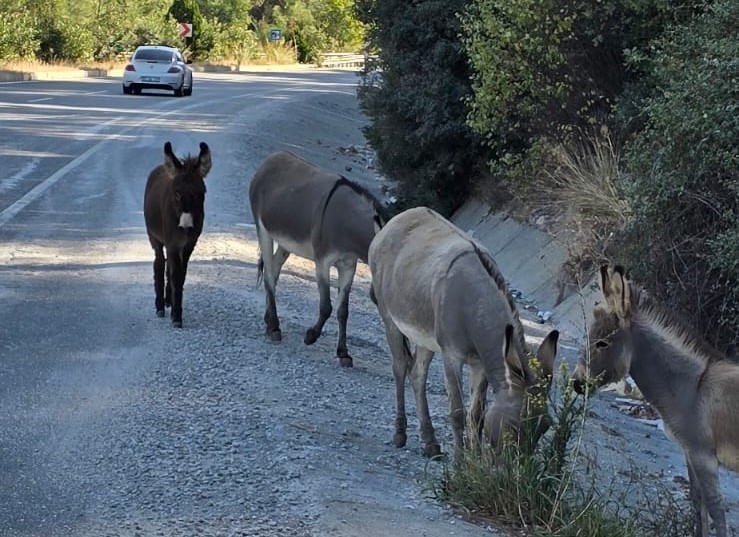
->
[144,141,212,328]
[573,265,739,537]
[249,151,387,367]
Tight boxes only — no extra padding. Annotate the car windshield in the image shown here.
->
[134,49,173,62]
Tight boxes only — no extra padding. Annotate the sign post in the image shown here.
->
[268,29,282,43]
[179,22,193,39]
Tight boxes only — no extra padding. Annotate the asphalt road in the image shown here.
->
[0,69,498,537]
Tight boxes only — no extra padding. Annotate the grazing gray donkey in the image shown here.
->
[144,141,211,328]
[573,265,739,537]
[369,207,559,456]
[249,151,387,367]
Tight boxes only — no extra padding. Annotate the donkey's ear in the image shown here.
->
[163,142,182,171]
[502,324,525,380]
[536,330,559,378]
[197,142,212,178]
[600,265,631,318]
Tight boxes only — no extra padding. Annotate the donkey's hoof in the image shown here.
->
[268,329,282,342]
[338,354,353,368]
[393,432,407,448]
[423,443,443,459]
[156,309,165,318]
[304,328,320,345]
[172,320,183,328]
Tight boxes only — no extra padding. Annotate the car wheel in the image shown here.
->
[122,84,132,95]
[132,85,141,95]
[184,83,192,96]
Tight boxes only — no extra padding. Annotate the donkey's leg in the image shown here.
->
[443,355,466,454]
[265,245,290,341]
[181,240,196,282]
[687,459,707,537]
[467,361,489,443]
[687,450,726,537]
[271,245,290,283]
[410,346,441,457]
[382,319,412,449]
[305,258,332,347]
[257,231,282,341]
[151,243,166,317]
[166,248,185,328]
[332,258,357,367]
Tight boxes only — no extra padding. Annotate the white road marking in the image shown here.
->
[0,118,124,227]
[1,158,40,194]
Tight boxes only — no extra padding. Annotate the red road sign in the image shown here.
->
[179,23,192,38]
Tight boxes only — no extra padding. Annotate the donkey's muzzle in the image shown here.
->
[572,376,587,395]
[178,212,194,230]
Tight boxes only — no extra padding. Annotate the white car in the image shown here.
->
[122,45,193,97]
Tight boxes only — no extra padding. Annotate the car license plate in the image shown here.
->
[141,76,159,82]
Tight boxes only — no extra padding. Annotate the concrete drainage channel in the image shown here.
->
[452,198,598,346]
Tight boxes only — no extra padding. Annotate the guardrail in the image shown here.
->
[319,53,366,69]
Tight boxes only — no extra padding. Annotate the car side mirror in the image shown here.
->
[186,60,193,65]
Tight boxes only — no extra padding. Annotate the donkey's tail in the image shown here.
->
[254,220,265,287]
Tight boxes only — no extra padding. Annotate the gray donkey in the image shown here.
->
[249,151,386,367]
[369,207,559,456]
[573,265,739,537]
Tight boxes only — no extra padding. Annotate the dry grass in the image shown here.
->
[530,129,631,288]
[0,59,126,72]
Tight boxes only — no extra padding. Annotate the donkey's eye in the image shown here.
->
[595,340,609,349]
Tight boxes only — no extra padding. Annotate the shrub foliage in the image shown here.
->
[356,0,490,215]
[618,0,739,347]
[0,0,364,64]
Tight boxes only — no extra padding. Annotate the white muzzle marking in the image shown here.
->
[178,212,194,229]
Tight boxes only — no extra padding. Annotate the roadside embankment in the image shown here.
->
[452,199,598,344]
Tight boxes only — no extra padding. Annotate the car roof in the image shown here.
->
[132,46,181,62]
[135,45,178,51]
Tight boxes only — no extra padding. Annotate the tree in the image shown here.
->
[356,0,489,215]
[619,0,739,347]
[168,0,206,58]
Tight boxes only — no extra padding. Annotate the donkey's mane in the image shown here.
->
[631,282,725,363]
[469,240,528,356]
[321,175,390,226]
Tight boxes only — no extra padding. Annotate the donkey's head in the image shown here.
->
[484,325,559,450]
[573,265,633,394]
[164,141,212,234]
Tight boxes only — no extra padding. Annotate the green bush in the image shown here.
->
[618,0,739,347]
[208,18,260,65]
[461,0,709,203]
[0,11,39,62]
[37,17,94,63]
[356,0,489,215]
